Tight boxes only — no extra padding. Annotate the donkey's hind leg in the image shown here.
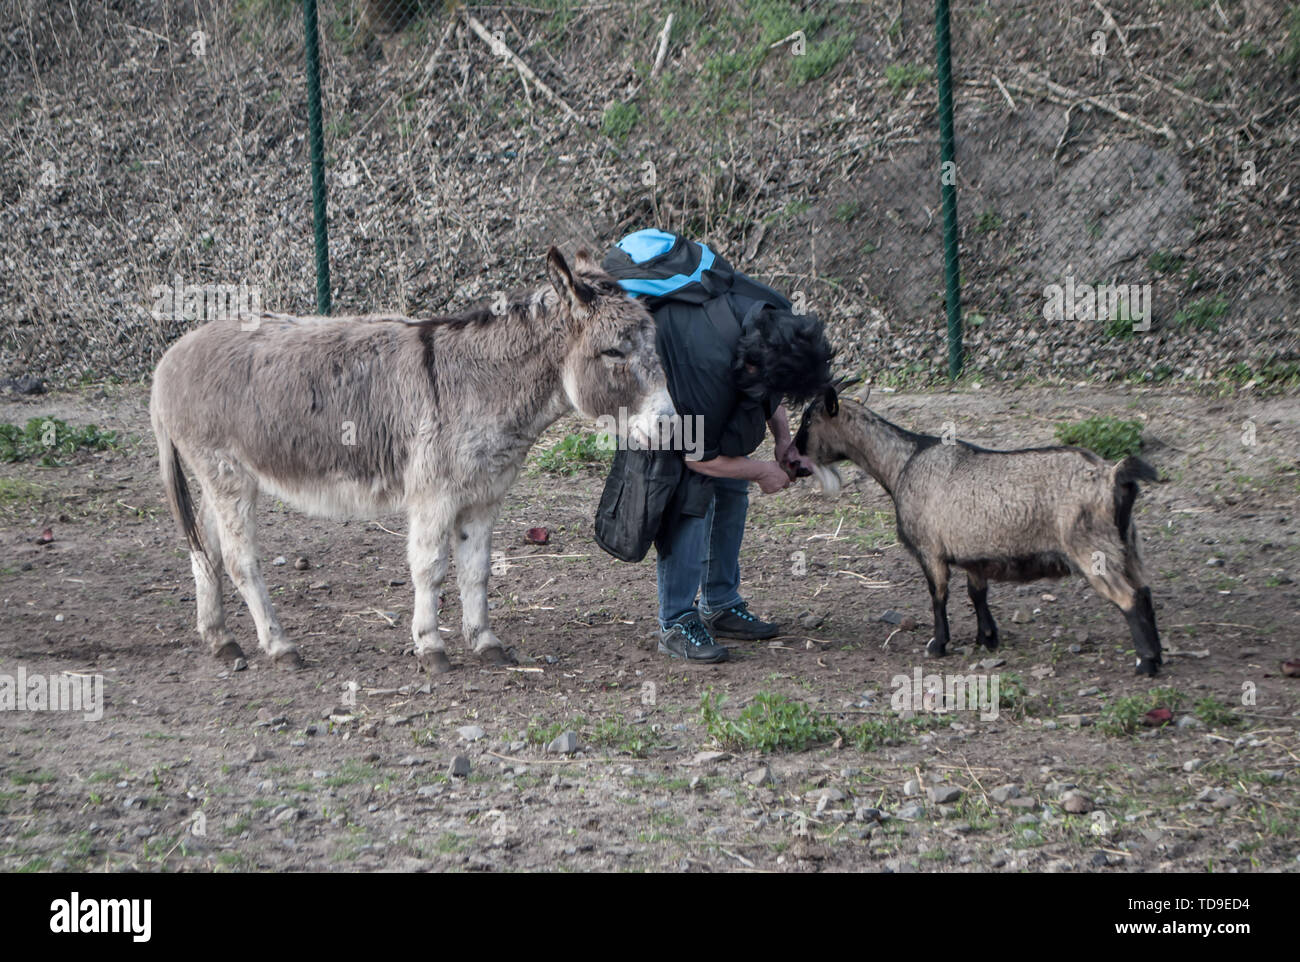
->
[193,499,245,666]
[454,499,516,666]
[408,502,454,673]
[207,476,302,669]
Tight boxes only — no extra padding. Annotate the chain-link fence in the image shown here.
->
[1,1,1296,388]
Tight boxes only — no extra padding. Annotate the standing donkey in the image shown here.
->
[152,248,673,672]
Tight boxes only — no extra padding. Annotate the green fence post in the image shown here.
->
[303,0,331,315]
[935,0,962,379]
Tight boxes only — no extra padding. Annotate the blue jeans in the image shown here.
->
[657,476,750,629]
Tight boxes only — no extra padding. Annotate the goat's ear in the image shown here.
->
[547,247,596,311]
[824,386,839,417]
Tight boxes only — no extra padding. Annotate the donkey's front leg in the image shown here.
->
[454,501,516,667]
[408,504,454,673]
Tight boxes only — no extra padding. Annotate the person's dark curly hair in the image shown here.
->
[733,306,835,401]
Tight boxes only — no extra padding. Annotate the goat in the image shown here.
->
[794,385,1163,675]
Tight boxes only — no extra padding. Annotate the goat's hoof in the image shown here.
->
[213,641,247,666]
[477,646,516,667]
[1135,658,1160,677]
[273,648,305,670]
[418,650,452,674]
[925,637,947,658]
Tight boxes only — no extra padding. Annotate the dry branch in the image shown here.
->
[465,14,580,122]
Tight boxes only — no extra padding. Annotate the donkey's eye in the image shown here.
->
[601,348,626,359]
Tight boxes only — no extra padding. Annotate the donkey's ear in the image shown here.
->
[547,247,596,311]
[824,386,839,417]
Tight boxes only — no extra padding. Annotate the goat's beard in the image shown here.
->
[810,463,842,498]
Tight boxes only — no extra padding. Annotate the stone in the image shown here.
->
[1182,758,1205,772]
[294,557,311,570]
[1062,791,1094,814]
[903,778,921,796]
[448,756,471,778]
[547,731,579,755]
[796,610,825,629]
[743,766,771,787]
[990,784,1020,804]
[896,802,925,820]
[457,725,486,741]
[690,750,730,766]
[927,785,962,804]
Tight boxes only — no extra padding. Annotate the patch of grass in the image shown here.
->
[791,34,854,84]
[975,210,1002,233]
[884,62,932,92]
[525,715,586,747]
[833,200,860,224]
[1192,695,1240,728]
[846,717,905,751]
[10,770,56,786]
[1284,4,1300,68]
[601,101,639,142]
[1147,250,1184,274]
[700,689,837,753]
[0,418,119,466]
[324,760,381,788]
[589,717,662,758]
[533,432,612,475]
[1097,687,1186,736]
[1054,416,1143,460]
[1172,295,1228,332]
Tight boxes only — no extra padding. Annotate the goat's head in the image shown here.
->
[547,247,674,447]
[794,382,867,497]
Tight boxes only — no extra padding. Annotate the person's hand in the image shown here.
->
[756,460,792,494]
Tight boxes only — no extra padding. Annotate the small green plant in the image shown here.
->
[1192,695,1239,728]
[601,101,639,142]
[975,210,1002,233]
[1285,4,1300,68]
[884,62,932,92]
[791,35,854,84]
[1054,416,1143,460]
[700,689,837,753]
[1146,251,1184,274]
[846,717,906,750]
[1172,295,1228,332]
[0,418,118,466]
[589,716,662,758]
[833,200,860,224]
[1097,687,1185,736]
[534,432,612,475]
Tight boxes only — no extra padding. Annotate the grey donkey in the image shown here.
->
[151,248,674,673]
[795,385,1163,676]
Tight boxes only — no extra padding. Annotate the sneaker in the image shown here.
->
[658,617,729,663]
[702,602,780,640]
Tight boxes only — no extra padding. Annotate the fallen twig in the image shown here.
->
[465,14,580,122]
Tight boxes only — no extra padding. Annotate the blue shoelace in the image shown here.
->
[727,604,757,622]
[679,620,714,648]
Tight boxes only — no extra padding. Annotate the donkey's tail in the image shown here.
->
[156,423,204,558]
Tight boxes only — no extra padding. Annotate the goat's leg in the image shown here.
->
[193,499,244,665]
[209,479,301,668]
[1073,541,1161,676]
[408,503,454,673]
[966,571,999,650]
[923,561,952,657]
[1123,585,1162,676]
[454,500,516,666]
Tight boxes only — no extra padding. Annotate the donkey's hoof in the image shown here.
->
[213,641,247,666]
[977,633,1000,651]
[273,648,305,670]
[418,650,453,674]
[925,637,948,658]
[478,646,516,667]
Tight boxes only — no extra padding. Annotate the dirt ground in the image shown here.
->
[1,381,1297,873]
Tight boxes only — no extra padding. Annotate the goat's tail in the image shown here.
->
[1111,456,1159,537]
[156,422,205,558]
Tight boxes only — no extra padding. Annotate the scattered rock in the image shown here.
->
[272,555,287,566]
[990,784,1020,804]
[878,610,904,625]
[246,745,269,764]
[690,750,731,766]
[448,756,471,778]
[979,657,1005,670]
[1077,686,1100,697]
[1176,715,1205,729]
[796,610,825,629]
[457,725,486,742]
[927,785,962,804]
[896,802,925,820]
[294,556,311,570]
[743,765,771,787]
[1062,790,1094,814]
[1182,758,1205,772]
[546,731,578,755]
[903,778,921,796]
